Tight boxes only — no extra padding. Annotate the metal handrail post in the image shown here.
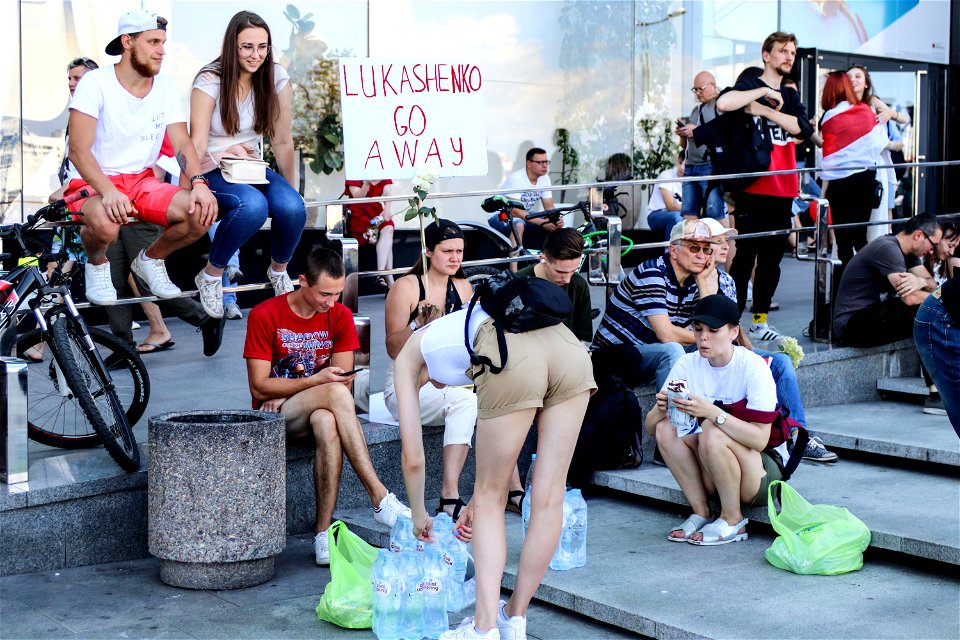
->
[1,357,29,484]
[811,198,840,343]
[325,203,360,314]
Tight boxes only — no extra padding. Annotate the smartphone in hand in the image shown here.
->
[339,368,363,376]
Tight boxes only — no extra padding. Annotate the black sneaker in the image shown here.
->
[802,436,838,463]
[923,394,947,416]
[199,315,226,357]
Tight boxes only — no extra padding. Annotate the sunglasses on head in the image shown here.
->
[68,57,98,71]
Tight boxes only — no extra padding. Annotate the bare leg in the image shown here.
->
[78,198,121,264]
[128,274,172,346]
[142,191,211,260]
[309,409,343,532]
[376,225,395,287]
[440,443,469,511]
[506,392,589,620]
[655,420,711,538]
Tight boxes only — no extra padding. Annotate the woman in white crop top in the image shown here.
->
[188,11,306,319]
[394,303,596,639]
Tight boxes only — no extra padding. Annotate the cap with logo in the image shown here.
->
[105,9,168,56]
[691,294,741,329]
[669,218,722,244]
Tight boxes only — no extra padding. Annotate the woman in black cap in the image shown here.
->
[383,219,477,519]
[645,294,780,545]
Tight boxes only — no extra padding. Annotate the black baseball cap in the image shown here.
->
[424,219,464,249]
[691,294,740,329]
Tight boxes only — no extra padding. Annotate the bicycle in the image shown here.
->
[0,191,142,470]
[461,195,634,286]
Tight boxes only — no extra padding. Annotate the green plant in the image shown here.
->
[553,128,580,202]
[632,118,677,191]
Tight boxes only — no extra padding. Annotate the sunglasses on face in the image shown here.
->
[679,242,714,255]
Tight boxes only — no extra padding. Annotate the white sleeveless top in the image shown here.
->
[419,308,490,386]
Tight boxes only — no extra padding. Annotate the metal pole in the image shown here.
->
[811,198,840,343]
[1,357,29,484]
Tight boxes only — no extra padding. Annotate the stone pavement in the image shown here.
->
[0,532,638,640]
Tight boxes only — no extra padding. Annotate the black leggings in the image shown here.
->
[729,192,793,317]
[836,297,917,347]
[827,169,877,267]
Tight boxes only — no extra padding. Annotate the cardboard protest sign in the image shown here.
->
[339,58,488,179]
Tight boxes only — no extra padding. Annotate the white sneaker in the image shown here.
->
[194,271,224,318]
[314,530,330,566]
[267,269,294,296]
[225,302,243,320]
[373,492,412,528]
[748,322,784,343]
[131,252,181,299]
[441,617,500,639]
[497,601,527,640]
[84,262,117,305]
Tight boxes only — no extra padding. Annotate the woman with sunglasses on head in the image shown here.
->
[188,10,306,319]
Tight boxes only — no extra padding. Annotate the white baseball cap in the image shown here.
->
[105,9,168,56]
[700,217,738,239]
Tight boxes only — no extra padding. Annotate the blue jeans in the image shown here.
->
[206,166,306,268]
[646,209,683,241]
[207,222,240,305]
[637,341,685,391]
[754,349,807,429]
[681,162,726,219]
[914,293,960,436]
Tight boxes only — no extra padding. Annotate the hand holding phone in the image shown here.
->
[338,367,363,377]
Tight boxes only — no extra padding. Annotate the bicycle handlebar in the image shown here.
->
[527,201,589,222]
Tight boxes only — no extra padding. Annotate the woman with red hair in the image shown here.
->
[819,70,887,266]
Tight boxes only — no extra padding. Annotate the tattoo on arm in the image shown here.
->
[175,151,187,172]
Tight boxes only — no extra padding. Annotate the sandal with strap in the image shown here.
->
[436,497,467,520]
[688,517,749,546]
[667,513,710,542]
[505,489,525,514]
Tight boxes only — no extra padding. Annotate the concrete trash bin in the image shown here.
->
[148,410,286,589]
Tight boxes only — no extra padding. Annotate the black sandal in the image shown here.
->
[505,490,525,514]
[436,497,466,520]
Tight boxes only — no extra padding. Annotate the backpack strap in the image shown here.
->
[464,288,507,377]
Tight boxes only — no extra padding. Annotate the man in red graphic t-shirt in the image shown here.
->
[244,247,410,567]
[717,31,813,344]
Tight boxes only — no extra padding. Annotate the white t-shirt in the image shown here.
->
[192,63,290,170]
[660,346,777,412]
[647,167,680,212]
[67,67,185,178]
[502,169,553,214]
[419,307,491,386]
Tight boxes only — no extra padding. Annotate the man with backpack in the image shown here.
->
[714,31,813,344]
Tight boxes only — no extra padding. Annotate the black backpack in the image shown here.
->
[567,373,644,488]
[464,271,571,376]
[693,102,773,193]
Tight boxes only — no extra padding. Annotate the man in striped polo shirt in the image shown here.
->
[593,219,730,391]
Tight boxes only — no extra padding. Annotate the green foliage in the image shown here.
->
[632,118,677,191]
[553,128,580,202]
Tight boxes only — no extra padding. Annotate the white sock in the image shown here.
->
[138,250,151,263]
[268,268,286,277]
[201,270,221,282]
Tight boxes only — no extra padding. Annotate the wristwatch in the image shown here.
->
[715,410,727,425]
[190,174,209,186]
[409,320,419,331]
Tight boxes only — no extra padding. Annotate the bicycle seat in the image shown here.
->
[481,195,524,213]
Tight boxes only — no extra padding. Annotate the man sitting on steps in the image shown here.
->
[244,247,411,567]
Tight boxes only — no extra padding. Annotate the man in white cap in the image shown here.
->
[62,9,217,306]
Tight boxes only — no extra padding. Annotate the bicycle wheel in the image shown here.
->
[47,316,141,471]
[18,327,150,449]
[463,265,505,287]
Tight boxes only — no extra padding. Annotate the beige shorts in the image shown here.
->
[469,319,596,419]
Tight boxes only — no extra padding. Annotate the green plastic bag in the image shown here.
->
[316,520,379,628]
[765,480,871,576]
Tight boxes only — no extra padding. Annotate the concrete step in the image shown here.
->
[339,497,959,640]
[593,460,960,566]
[806,400,959,467]
[877,376,928,398]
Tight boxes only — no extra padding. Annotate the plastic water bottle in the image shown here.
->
[372,549,403,640]
[398,550,424,640]
[549,489,588,570]
[390,515,418,554]
[419,543,449,638]
[521,453,536,540]
[433,513,474,611]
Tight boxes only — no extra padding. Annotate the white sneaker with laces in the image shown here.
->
[497,600,527,640]
[440,617,500,639]
[748,322,783,343]
[84,262,118,305]
[131,252,181,299]
[267,269,295,296]
[314,530,330,566]
[225,302,243,320]
[194,271,224,318]
[373,492,412,528]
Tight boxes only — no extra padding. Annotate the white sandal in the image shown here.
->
[667,514,709,542]
[688,517,749,546]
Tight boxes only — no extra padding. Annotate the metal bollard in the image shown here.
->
[1,357,29,484]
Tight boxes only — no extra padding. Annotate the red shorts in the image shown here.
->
[64,168,180,227]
